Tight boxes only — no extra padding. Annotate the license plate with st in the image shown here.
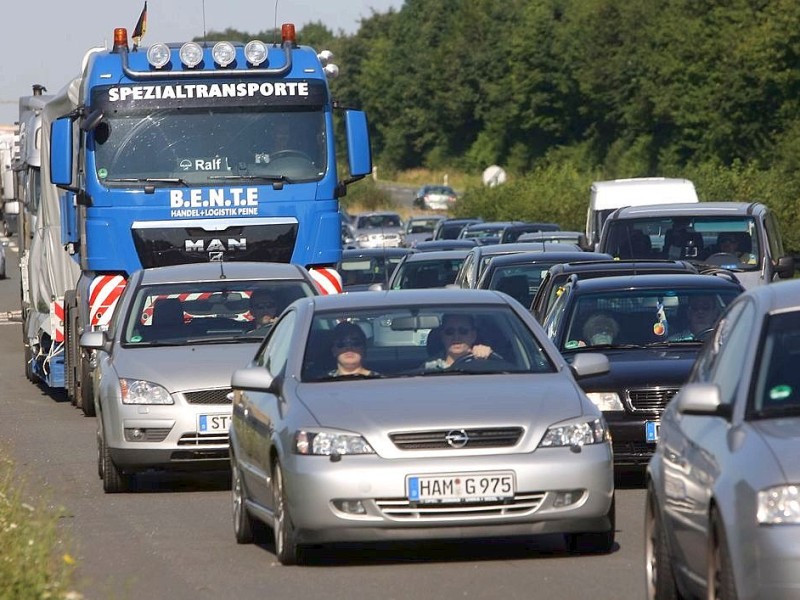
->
[645,420,660,443]
[197,413,231,434]
[407,471,515,503]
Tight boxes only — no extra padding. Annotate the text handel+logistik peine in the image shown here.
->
[107,81,310,102]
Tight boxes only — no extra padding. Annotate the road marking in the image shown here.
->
[0,310,22,324]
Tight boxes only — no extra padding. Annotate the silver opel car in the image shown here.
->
[81,262,318,493]
[646,279,800,599]
[229,288,615,564]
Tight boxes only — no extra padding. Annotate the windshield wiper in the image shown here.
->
[185,336,257,344]
[104,177,189,186]
[209,174,295,184]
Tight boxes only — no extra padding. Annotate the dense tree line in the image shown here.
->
[206,0,800,250]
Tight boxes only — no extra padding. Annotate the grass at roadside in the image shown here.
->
[0,452,81,600]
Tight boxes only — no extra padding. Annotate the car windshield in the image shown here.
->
[603,216,761,270]
[405,219,441,234]
[558,288,740,350]
[390,257,466,289]
[750,310,800,419]
[93,106,326,185]
[120,280,314,345]
[340,255,406,287]
[301,305,556,381]
[356,214,402,229]
[488,265,555,302]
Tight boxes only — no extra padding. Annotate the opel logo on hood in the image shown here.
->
[445,429,469,448]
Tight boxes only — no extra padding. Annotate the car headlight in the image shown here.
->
[119,378,173,405]
[585,392,625,411]
[757,485,800,524]
[295,430,375,455]
[538,418,609,448]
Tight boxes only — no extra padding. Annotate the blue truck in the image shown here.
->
[23,24,372,413]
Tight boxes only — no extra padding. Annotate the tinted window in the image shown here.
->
[750,310,800,418]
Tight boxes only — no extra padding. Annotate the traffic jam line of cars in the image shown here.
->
[33,201,794,589]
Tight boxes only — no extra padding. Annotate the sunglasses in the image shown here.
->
[334,337,364,349]
[443,326,473,336]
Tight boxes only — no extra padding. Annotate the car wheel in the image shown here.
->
[566,493,615,554]
[100,434,131,493]
[272,462,302,565]
[645,486,679,600]
[708,509,737,600]
[232,459,257,544]
[80,353,96,417]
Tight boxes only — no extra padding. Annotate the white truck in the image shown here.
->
[586,177,699,249]
[0,125,17,236]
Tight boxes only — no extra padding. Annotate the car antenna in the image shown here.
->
[216,257,227,279]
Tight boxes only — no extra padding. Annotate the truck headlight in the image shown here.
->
[585,392,625,411]
[538,418,609,448]
[120,378,173,405]
[757,485,800,524]
[295,430,375,455]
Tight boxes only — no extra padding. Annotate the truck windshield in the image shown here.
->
[92,107,326,185]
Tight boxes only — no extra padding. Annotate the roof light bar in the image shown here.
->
[244,40,268,66]
[147,43,171,69]
[179,42,203,68]
[212,41,236,67]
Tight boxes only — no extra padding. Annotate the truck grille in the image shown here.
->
[390,427,523,450]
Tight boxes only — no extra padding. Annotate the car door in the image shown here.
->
[236,311,297,508]
[661,299,755,576]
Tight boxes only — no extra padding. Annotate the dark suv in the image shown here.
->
[543,272,744,469]
[530,259,700,323]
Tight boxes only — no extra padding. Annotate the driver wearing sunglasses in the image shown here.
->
[249,289,281,329]
[328,322,380,378]
[423,314,494,371]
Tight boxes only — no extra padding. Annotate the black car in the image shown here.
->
[542,273,744,470]
[413,239,479,252]
[530,259,701,323]
[431,218,483,240]
[386,249,470,289]
[476,251,612,308]
[337,248,414,291]
[499,222,561,244]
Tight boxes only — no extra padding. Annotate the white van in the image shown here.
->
[586,177,698,248]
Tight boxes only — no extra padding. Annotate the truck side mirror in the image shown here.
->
[344,110,372,178]
[50,117,74,188]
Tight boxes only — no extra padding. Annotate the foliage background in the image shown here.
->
[204,0,800,251]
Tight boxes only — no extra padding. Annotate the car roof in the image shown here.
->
[301,288,511,312]
[485,251,611,268]
[503,222,561,231]
[341,248,414,259]
[414,239,479,250]
[741,278,800,313]
[610,201,766,219]
[137,261,308,285]
[401,249,471,261]
[547,259,698,276]
[564,272,744,293]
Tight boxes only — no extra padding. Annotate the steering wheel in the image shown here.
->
[694,328,715,342]
[450,350,505,368]
[268,149,315,163]
[704,252,740,266]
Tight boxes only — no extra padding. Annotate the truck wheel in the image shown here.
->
[23,343,36,382]
[80,354,96,417]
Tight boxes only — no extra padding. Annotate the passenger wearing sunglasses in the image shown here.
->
[248,289,281,329]
[328,322,380,377]
[423,314,494,371]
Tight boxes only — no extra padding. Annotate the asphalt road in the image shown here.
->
[0,236,648,600]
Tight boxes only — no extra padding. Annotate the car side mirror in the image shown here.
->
[231,367,277,393]
[80,330,111,354]
[570,352,610,378]
[776,255,795,279]
[676,383,732,419]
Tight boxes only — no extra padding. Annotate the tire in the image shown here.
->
[272,463,302,565]
[23,341,37,383]
[566,493,615,555]
[232,459,256,544]
[100,434,131,493]
[63,291,78,406]
[708,509,738,600]
[645,487,679,600]
[79,353,96,417]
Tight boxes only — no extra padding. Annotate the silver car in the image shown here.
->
[229,289,615,564]
[646,278,800,599]
[347,211,404,249]
[81,262,318,493]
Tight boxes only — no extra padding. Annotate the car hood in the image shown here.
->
[111,344,256,392]
[752,418,800,480]
[570,347,698,391]
[295,373,591,457]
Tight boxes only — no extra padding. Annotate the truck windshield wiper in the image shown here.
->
[104,177,189,187]
[208,174,294,184]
